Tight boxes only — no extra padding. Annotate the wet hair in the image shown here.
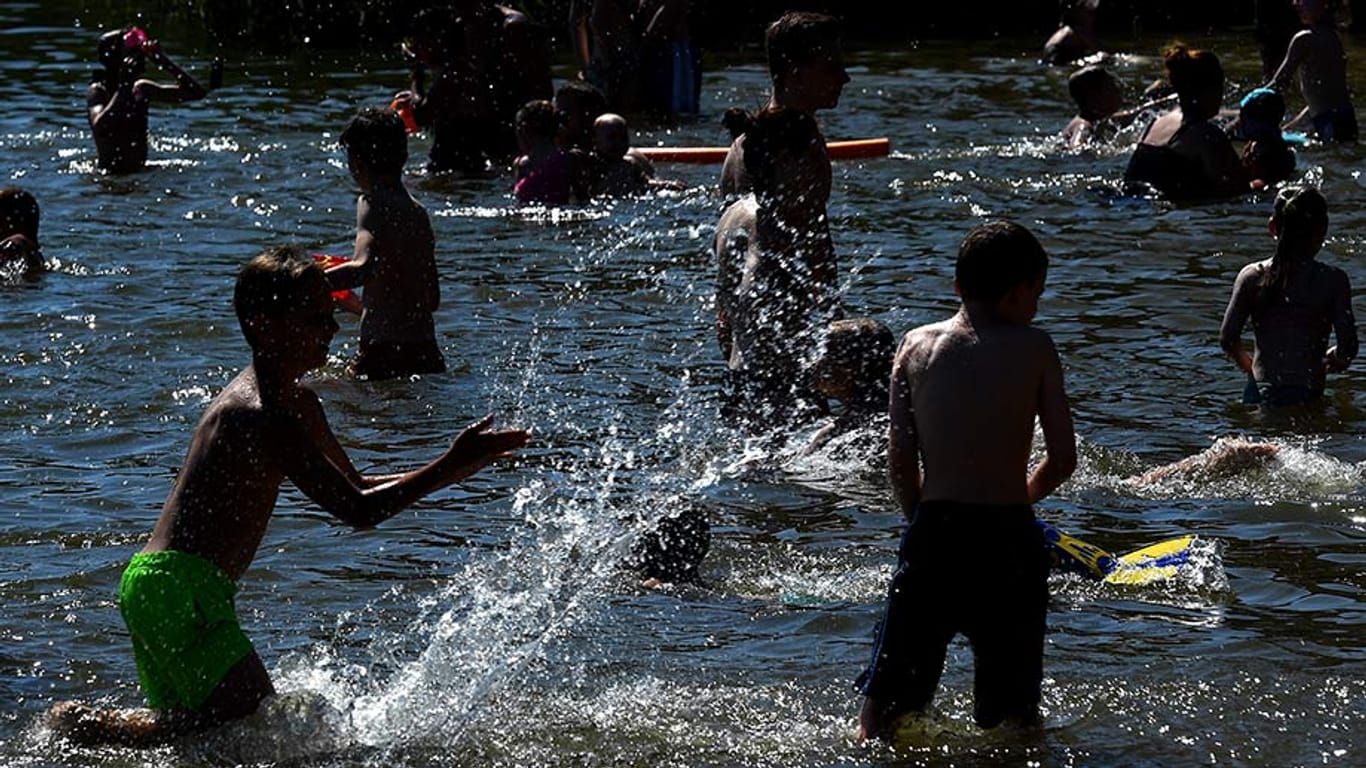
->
[554,80,608,121]
[740,106,821,200]
[0,187,40,241]
[1068,66,1119,119]
[721,107,753,141]
[955,220,1049,305]
[1163,44,1223,112]
[234,245,326,347]
[627,505,710,584]
[553,81,606,150]
[765,12,842,81]
[340,106,408,175]
[819,318,896,406]
[516,99,563,141]
[1258,186,1328,310]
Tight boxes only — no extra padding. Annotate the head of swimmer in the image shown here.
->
[1270,185,1329,260]
[1069,66,1122,122]
[766,12,849,112]
[97,26,148,82]
[810,318,896,408]
[742,107,831,218]
[234,246,338,374]
[1163,44,1224,121]
[954,221,1050,325]
[515,99,563,154]
[592,113,630,160]
[340,107,408,190]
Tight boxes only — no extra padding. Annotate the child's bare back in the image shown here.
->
[895,313,1069,506]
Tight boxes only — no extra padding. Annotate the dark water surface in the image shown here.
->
[2,4,1365,767]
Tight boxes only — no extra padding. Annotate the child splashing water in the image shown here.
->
[46,247,528,746]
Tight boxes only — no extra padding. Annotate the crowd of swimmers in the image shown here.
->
[14,0,1358,751]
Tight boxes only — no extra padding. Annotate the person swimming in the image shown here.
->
[1124,44,1248,201]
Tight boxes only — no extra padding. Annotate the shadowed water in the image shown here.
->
[2,5,1365,767]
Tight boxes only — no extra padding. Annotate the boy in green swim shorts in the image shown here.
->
[47,245,528,746]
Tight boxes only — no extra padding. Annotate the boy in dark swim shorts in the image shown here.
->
[856,221,1077,739]
[47,246,528,746]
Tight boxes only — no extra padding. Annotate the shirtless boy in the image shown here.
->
[47,246,528,746]
[1265,0,1357,142]
[856,221,1077,739]
[718,12,848,199]
[326,107,446,380]
[1220,185,1356,407]
[88,27,206,173]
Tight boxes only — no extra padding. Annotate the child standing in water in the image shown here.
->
[514,100,590,204]
[325,107,446,380]
[1220,186,1357,407]
[1265,0,1357,143]
[87,26,207,173]
[857,221,1076,739]
[46,246,528,746]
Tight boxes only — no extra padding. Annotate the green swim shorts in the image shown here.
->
[118,550,255,711]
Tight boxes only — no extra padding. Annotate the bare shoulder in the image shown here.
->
[895,318,961,364]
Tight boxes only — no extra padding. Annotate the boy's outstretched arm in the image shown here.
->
[1026,335,1076,505]
[281,397,529,529]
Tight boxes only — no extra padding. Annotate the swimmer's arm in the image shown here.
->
[1026,334,1076,505]
[326,202,378,292]
[1326,271,1358,372]
[283,400,529,529]
[1283,105,1311,132]
[718,140,743,198]
[138,41,207,103]
[640,0,687,42]
[1219,268,1258,374]
[1265,30,1310,93]
[888,349,921,522]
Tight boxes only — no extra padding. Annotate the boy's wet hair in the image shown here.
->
[820,318,896,399]
[516,99,563,140]
[741,106,821,198]
[340,107,408,175]
[0,187,40,241]
[956,220,1049,305]
[627,505,710,584]
[1067,66,1119,113]
[234,245,326,345]
[765,11,842,80]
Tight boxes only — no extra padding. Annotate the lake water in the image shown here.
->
[2,4,1365,767]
